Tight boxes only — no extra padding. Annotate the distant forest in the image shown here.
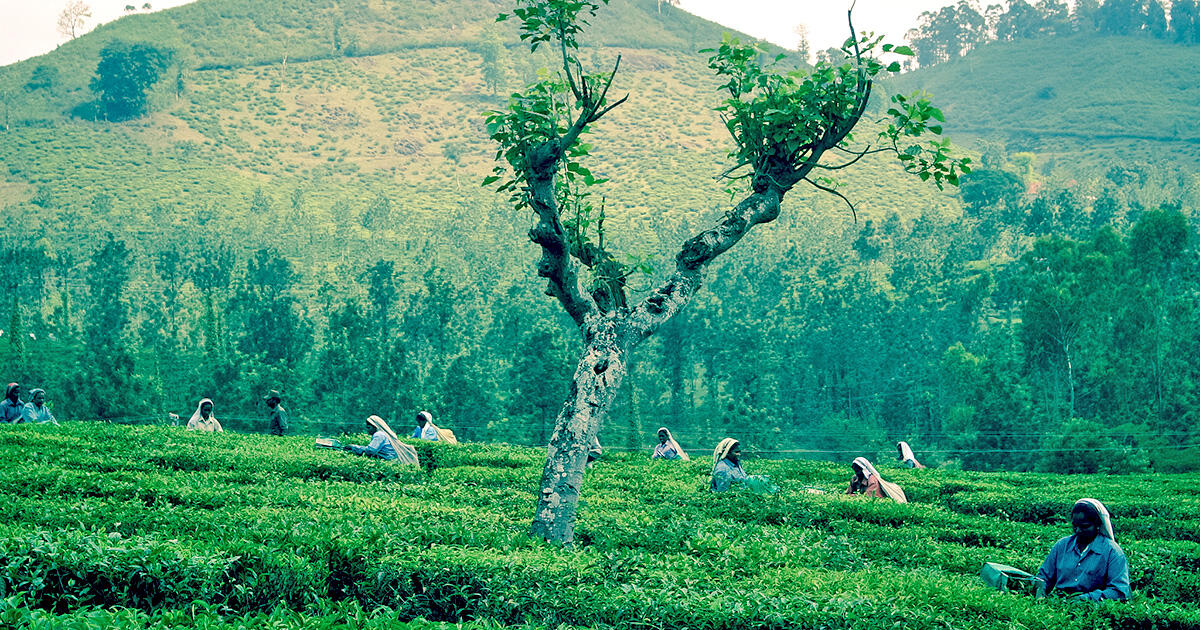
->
[906,0,1200,68]
[2,158,1196,475]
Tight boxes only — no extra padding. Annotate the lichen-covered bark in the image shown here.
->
[529,316,629,543]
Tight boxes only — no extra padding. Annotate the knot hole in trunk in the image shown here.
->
[593,358,609,374]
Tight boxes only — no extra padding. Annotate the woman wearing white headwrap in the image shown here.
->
[847,457,907,502]
[652,427,689,461]
[710,438,748,492]
[22,389,58,425]
[350,415,420,465]
[896,441,925,469]
[1035,498,1130,601]
[185,398,223,432]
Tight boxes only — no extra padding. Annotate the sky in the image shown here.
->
[0,0,956,67]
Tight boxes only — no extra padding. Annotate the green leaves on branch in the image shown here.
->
[884,92,972,189]
[703,34,884,184]
[497,0,611,53]
[482,72,609,212]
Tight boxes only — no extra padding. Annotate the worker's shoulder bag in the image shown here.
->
[436,427,458,445]
[981,562,1037,594]
[878,478,908,504]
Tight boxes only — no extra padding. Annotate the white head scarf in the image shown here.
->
[1074,498,1116,542]
[712,438,739,473]
[657,427,690,461]
[851,456,879,479]
[187,398,220,430]
[369,415,420,466]
[898,441,916,462]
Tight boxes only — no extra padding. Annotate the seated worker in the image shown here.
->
[652,427,690,460]
[847,457,907,502]
[185,398,223,432]
[1,383,24,423]
[350,415,419,465]
[1036,498,1130,602]
[22,388,58,425]
[897,441,925,468]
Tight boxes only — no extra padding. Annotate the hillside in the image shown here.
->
[889,33,1200,172]
[0,0,954,263]
[1,423,1198,628]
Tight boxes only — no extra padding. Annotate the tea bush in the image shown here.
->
[1,422,1198,629]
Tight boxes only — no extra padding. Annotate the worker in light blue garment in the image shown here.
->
[411,410,439,440]
[21,388,58,424]
[652,427,689,461]
[710,438,748,492]
[350,415,419,465]
[1036,498,1130,602]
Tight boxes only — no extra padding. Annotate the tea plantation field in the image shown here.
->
[1,423,1198,629]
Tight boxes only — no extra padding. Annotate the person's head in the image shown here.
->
[727,441,741,464]
[851,459,868,482]
[367,415,386,436]
[1071,501,1102,546]
[897,443,904,457]
[31,389,45,407]
[657,428,669,444]
[5,383,17,403]
[416,410,432,427]
[264,389,282,408]
[200,400,213,419]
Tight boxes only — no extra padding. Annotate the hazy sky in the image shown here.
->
[0,0,955,67]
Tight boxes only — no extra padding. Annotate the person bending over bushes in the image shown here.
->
[349,415,419,465]
[411,410,457,444]
[847,457,907,502]
[1036,498,1130,602]
[897,441,924,468]
[710,438,776,493]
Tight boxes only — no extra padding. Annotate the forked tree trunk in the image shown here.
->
[530,317,631,543]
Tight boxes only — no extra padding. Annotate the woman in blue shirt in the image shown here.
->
[1036,498,1131,602]
[350,415,419,465]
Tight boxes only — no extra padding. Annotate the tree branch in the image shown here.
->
[813,144,874,170]
[626,189,783,339]
[526,144,596,326]
[802,176,858,222]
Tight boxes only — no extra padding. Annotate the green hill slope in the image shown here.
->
[0,0,955,264]
[889,34,1200,171]
[2,423,1198,627]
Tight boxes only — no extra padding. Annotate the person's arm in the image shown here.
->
[353,433,388,457]
[20,405,36,424]
[213,419,223,432]
[1036,542,1060,599]
[1078,549,1131,602]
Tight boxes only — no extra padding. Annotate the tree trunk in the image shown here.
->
[529,318,630,544]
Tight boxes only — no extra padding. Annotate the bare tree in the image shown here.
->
[487,0,968,544]
[57,1,92,40]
